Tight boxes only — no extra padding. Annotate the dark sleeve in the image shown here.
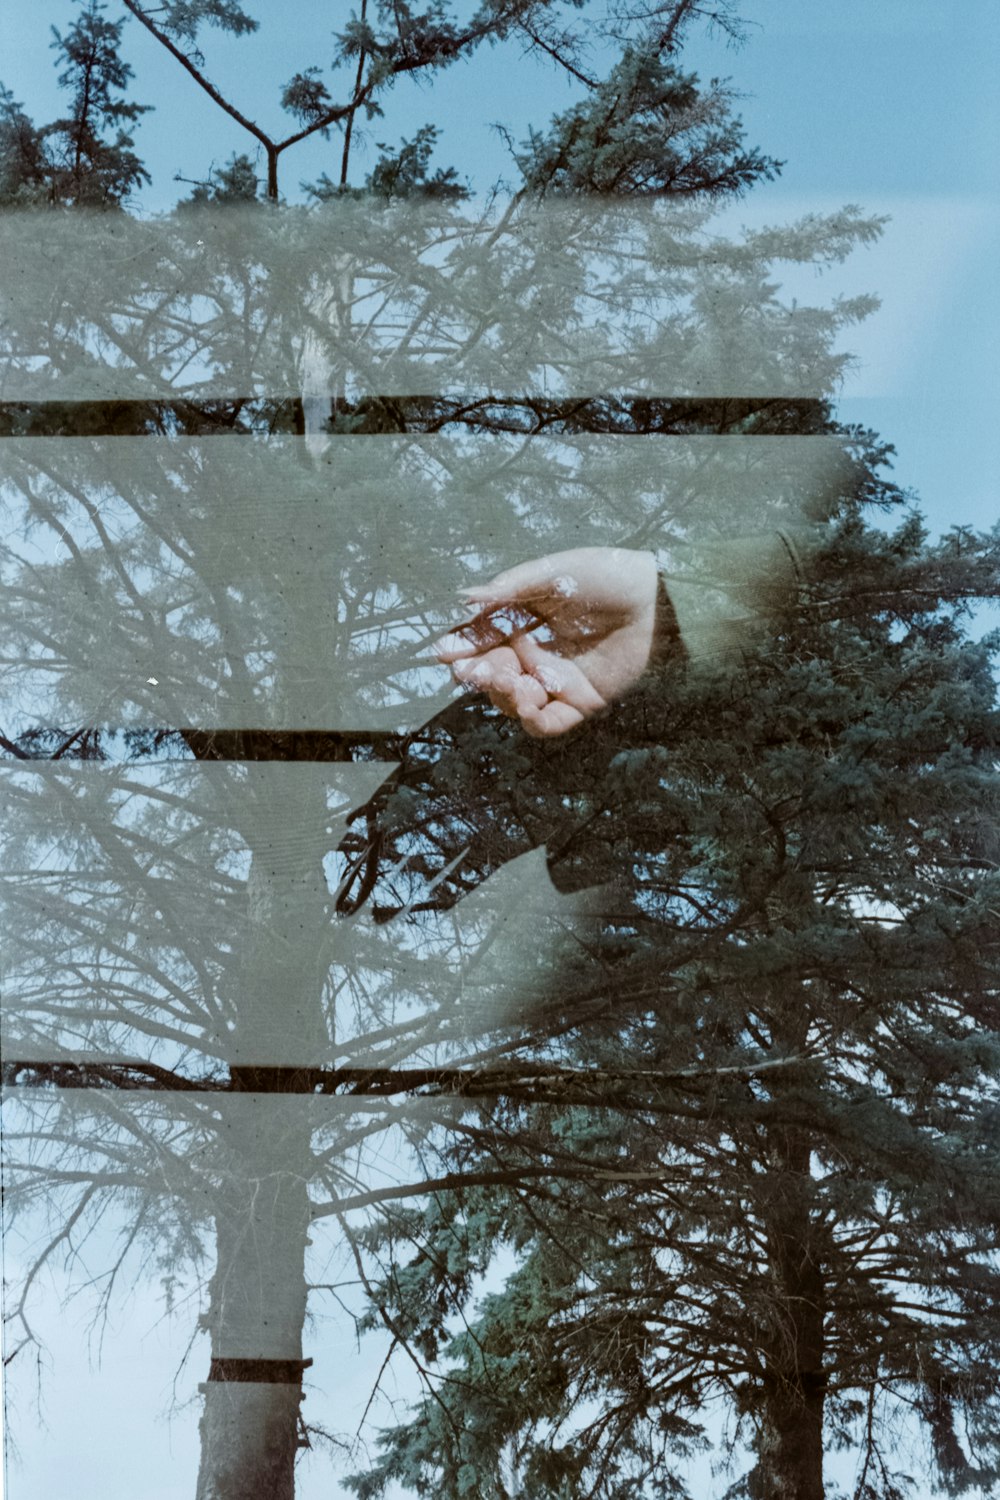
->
[655,527,814,662]
[649,572,687,668]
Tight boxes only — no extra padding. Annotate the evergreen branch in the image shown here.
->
[516,21,599,89]
[339,0,369,187]
[0,729,30,759]
[119,0,275,153]
[652,0,701,55]
[311,1162,678,1218]
[274,7,534,157]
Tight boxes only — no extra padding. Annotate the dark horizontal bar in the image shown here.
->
[208,1357,313,1385]
[3,1060,454,1094]
[177,728,408,762]
[0,395,827,438]
[3,1060,567,1096]
[0,727,412,763]
[2,1059,699,1098]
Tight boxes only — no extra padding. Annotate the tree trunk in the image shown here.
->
[196,1146,313,1500]
[752,1124,827,1500]
[195,766,332,1498]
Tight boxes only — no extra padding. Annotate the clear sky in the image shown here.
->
[3,0,997,548]
[1,5,998,1498]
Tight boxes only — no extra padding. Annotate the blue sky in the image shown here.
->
[3,0,997,548]
[5,0,998,204]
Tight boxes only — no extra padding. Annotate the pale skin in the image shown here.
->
[435,547,660,739]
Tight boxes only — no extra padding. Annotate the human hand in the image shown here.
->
[435,547,659,738]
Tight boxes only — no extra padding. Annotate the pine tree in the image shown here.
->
[0,87,50,204]
[0,2,151,206]
[339,463,1000,1497]
[178,151,262,204]
[515,47,779,196]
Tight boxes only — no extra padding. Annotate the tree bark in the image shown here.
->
[196,1152,312,1500]
[195,766,331,1498]
[752,1124,827,1500]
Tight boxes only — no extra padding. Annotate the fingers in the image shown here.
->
[434,606,538,664]
[449,644,548,715]
[468,635,608,737]
[436,548,660,739]
[489,668,549,718]
[449,643,517,691]
[519,697,587,738]
[435,566,618,738]
[434,619,506,664]
[511,631,608,717]
[443,635,605,735]
[472,646,549,717]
